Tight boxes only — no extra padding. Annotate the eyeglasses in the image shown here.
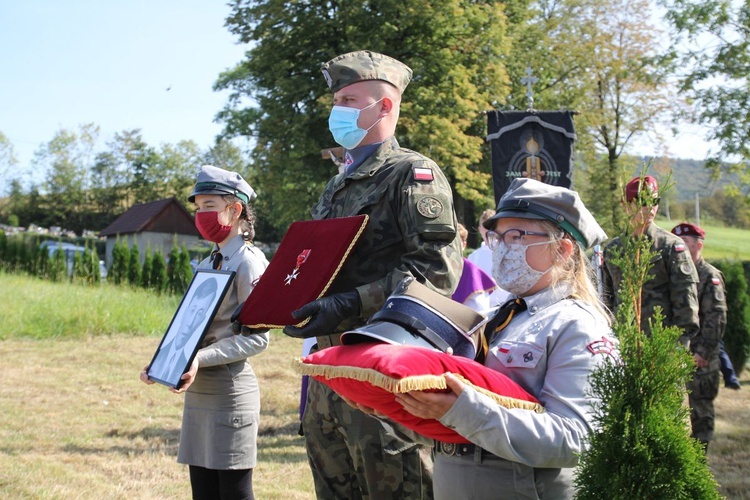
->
[486,229,552,250]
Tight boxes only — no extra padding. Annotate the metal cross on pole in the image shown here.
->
[520,66,538,111]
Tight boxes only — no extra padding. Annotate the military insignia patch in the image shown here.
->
[417,196,444,218]
[712,277,721,286]
[674,243,686,252]
[587,336,616,357]
[413,166,434,182]
[680,262,693,275]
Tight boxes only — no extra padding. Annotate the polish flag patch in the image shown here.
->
[413,167,434,182]
[712,277,721,285]
[674,243,686,252]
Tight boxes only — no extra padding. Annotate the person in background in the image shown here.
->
[467,208,496,274]
[141,165,269,500]
[671,222,728,450]
[719,341,741,390]
[395,178,617,498]
[453,222,498,314]
[601,175,700,346]
[282,50,463,499]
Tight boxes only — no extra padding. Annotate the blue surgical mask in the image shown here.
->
[328,98,384,150]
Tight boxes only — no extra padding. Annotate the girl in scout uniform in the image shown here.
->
[396,178,618,499]
[141,165,269,500]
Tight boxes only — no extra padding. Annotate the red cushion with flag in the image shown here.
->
[237,215,368,328]
[294,343,544,443]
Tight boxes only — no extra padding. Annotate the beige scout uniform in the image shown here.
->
[177,234,269,469]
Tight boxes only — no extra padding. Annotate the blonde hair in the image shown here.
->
[457,223,468,247]
[537,220,612,324]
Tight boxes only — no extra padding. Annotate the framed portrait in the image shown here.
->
[147,269,235,389]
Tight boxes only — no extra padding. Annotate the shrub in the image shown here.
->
[714,260,750,375]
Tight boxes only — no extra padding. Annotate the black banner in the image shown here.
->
[486,111,576,205]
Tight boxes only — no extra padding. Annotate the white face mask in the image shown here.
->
[491,241,554,296]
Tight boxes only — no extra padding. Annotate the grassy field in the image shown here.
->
[1,266,750,498]
[654,219,750,261]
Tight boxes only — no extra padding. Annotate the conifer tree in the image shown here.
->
[575,178,720,498]
[141,245,153,290]
[166,239,181,294]
[150,251,168,294]
[714,260,750,376]
[127,240,141,286]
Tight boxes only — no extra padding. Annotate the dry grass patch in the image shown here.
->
[1,331,748,499]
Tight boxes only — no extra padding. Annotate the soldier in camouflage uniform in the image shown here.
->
[672,222,727,450]
[601,176,700,346]
[283,50,463,499]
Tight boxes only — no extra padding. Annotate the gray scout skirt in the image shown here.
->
[177,360,260,470]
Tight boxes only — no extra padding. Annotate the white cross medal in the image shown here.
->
[285,249,312,285]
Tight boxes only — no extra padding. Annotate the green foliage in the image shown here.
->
[127,240,141,286]
[141,245,153,289]
[660,0,750,168]
[713,260,750,375]
[176,244,194,292]
[217,0,511,238]
[109,237,129,285]
[166,240,181,294]
[149,251,168,294]
[576,189,719,498]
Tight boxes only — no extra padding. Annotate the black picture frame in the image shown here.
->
[147,269,235,389]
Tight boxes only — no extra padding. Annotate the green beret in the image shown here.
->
[321,50,412,94]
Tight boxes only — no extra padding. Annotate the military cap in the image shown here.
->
[672,222,705,239]
[188,165,256,204]
[321,50,412,94]
[624,175,658,203]
[341,277,486,359]
[483,178,607,249]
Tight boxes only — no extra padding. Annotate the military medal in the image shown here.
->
[285,249,312,285]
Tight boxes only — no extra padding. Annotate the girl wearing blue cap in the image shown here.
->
[141,165,269,500]
[395,178,619,499]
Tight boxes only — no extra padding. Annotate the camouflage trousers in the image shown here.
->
[687,368,721,444]
[302,377,434,500]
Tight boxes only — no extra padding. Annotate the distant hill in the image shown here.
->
[636,157,746,203]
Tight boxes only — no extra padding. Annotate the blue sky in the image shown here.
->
[0,1,716,194]
[0,1,247,189]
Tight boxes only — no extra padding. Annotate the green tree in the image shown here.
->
[33,124,99,234]
[150,251,168,293]
[141,245,154,289]
[110,236,130,285]
[176,245,194,293]
[716,260,750,376]
[0,131,17,197]
[166,239,181,294]
[660,0,750,170]
[576,189,719,498]
[216,0,512,237]
[127,240,141,286]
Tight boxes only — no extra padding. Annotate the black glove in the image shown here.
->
[230,301,269,336]
[283,291,361,339]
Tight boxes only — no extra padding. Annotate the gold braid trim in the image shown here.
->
[292,357,545,413]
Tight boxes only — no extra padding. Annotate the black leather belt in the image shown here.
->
[435,441,497,458]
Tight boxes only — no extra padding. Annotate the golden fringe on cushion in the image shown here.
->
[293,357,544,413]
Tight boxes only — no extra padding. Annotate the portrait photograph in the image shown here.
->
[147,269,235,388]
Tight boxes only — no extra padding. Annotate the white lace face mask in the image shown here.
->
[491,241,554,296]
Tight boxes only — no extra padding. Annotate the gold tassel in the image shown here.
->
[292,358,544,414]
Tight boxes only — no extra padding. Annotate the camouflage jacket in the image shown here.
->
[693,258,727,368]
[601,223,699,344]
[310,136,463,328]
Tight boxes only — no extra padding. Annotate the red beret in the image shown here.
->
[624,175,658,202]
[671,222,705,239]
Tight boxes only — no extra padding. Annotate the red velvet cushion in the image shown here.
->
[295,343,543,443]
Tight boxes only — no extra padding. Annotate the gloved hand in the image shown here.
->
[283,291,361,339]
[230,301,270,336]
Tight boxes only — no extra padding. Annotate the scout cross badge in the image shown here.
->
[285,249,312,285]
